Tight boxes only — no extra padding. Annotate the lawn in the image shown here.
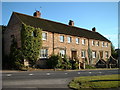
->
[69,74,120,89]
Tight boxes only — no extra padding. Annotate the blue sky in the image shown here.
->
[2,2,118,48]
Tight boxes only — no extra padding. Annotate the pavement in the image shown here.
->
[1,69,120,89]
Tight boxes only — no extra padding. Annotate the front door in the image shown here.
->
[71,51,77,60]
[99,51,103,59]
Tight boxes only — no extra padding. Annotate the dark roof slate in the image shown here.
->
[13,12,110,42]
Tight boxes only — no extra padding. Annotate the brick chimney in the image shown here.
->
[69,20,74,26]
[33,11,41,18]
[92,27,96,32]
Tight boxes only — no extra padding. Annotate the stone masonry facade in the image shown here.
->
[4,11,111,67]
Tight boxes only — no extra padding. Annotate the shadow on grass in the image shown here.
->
[90,79,120,82]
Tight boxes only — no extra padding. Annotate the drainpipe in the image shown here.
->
[53,32,55,54]
[88,38,90,65]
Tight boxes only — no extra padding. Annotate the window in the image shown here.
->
[40,49,48,58]
[105,51,109,58]
[67,37,72,43]
[102,42,105,47]
[96,41,99,46]
[106,43,108,47]
[81,50,86,58]
[92,51,96,58]
[60,50,65,58]
[76,38,79,44]
[92,40,95,46]
[31,31,37,37]
[60,35,64,42]
[82,39,85,45]
[42,32,47,40]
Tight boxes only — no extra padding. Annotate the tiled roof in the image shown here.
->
[13,12,110,42]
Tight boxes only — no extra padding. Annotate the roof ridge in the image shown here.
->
[13,12,94,33]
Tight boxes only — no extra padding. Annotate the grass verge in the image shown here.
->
[69,74,120,89]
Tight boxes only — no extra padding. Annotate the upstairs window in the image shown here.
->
[82,39,86,45]
[60,35,64,42]
[102,42,105,47]
[40,49,48,58]
[60,50,65,58]
[67,37,72,43]
[42,32,47,40]
[96,41,99,46]
[76,38,79,44]
[81,50,86,58]
[92,40,95,46]
[106,43,108,47]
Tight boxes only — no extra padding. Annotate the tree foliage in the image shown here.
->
[88,46,93,65]
[111,43,118,59]
[46,54,59,69]
[9,36,24,69]
[47,54,73,69]
[21,24,42,66]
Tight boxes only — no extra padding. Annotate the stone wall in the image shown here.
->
[4,13,22,55]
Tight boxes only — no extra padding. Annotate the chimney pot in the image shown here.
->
[69,20,74,26]
[33,11,41,18]
[92,27,96,32]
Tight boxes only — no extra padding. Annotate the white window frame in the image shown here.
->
[106,43,108,47]
[105,51,109,58]
[42,32,47,40]
[76,38,79,44]
[60,49,65,58]
[67,36,72,43]
[40,49,48,58]
[60,35,64,42]
[92,51,96,58]
[81,50,86,58]
[92,40,95,46]
[82,39,85,45]
[102,42,105,47]
[96,41,99,46]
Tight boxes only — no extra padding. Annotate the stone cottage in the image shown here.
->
[4,11,111,67]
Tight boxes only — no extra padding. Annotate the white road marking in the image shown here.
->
[78,72,80,74]
[46,73,50,75]
[99,72,102,73]
[89,72,92,74]
[29,74,34,76]
[65,73,68,74]
[7,74,12,77]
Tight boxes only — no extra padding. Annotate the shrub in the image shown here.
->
[46,54,59,69]
[46,54,72,70]
[85,65,96,69]
[62,55,72,69]
[73,61,79,69]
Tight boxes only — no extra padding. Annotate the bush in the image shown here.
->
[46,54,59,69]
[85,65,96,69]
[46,54,72,70]
[73,61,79,69]
[62,55,72,69]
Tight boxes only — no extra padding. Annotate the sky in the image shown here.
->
[1,2,118,49]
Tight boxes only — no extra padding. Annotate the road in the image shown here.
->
[2,69,119,89]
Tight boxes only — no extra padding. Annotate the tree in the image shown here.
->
[88,47,93,66]
[46,54,59,69]
[21,24,42,67]
[9,36,24,69]
[111,43,118,59]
